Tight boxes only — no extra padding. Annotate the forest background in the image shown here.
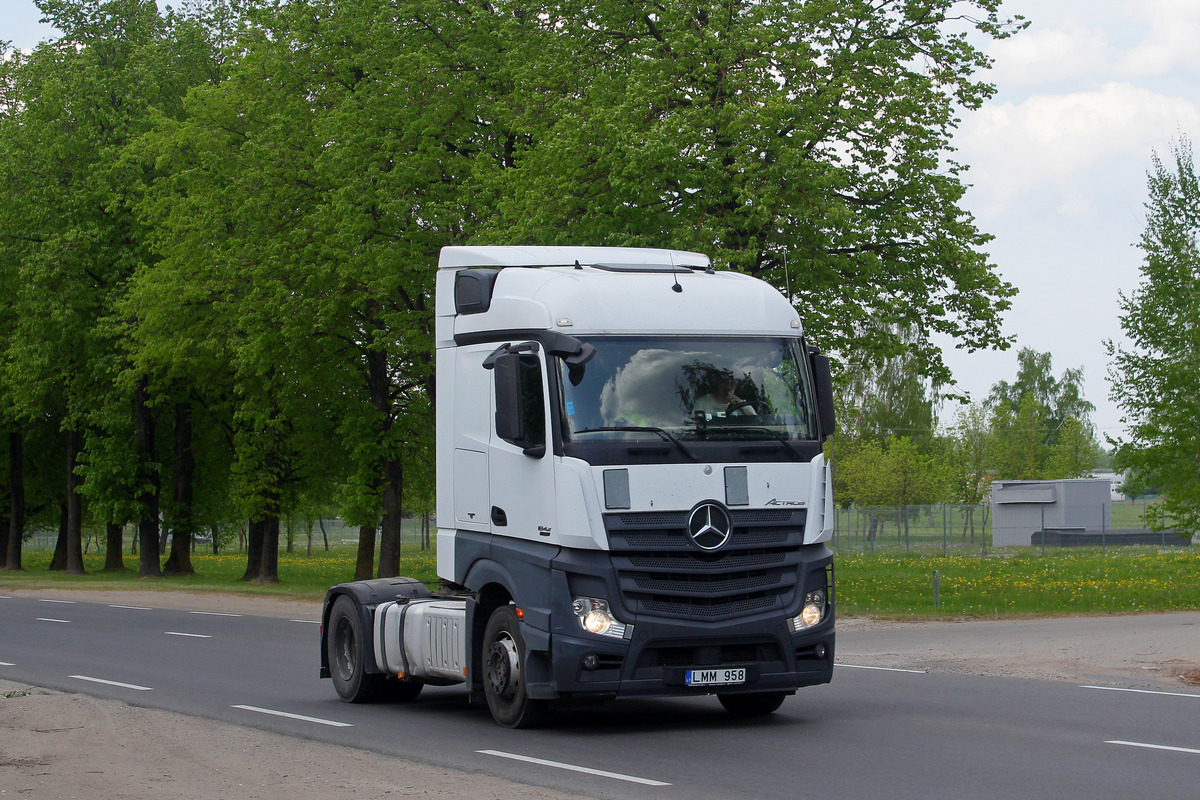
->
[0,0,1147,585]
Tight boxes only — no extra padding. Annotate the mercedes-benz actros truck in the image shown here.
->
[319,245,837,727]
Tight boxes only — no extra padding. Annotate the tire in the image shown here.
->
[327,595,388,703]
[482,605,551,728]
[390,678,424,702]
[718,691,788,717]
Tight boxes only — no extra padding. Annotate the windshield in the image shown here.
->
[559,336,819,442]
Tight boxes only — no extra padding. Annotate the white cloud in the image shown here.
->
[985,20,1115,88]
[1118,0,1200,76]
[957,82,1200,213]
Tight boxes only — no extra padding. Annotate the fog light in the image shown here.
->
[582,654,600,670]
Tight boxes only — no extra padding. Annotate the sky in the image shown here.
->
[3,0,1198,442]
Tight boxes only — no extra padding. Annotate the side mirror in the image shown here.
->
[492,352,525,444]
[809,352,837,441]
[490,349,546,458]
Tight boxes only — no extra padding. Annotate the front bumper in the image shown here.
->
[536,616,835,700]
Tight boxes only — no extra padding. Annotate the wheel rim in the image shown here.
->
[486,632,520,700]
[333,617,356,682]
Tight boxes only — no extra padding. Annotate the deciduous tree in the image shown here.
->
[1107,137,1200,534]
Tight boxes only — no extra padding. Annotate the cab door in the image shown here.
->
[486,343,557,544]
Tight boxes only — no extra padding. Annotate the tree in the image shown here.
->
[989,347,1095,449]
[485,0,1024,386]
[1107,137,1200,534]
[987,348,1100,479]
[946,402,992,541]
[839,324,940,449]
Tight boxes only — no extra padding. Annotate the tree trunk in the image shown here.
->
[377,456,403,578]
[164,402,195,576]
[50,501,68,570]
[104,522,125,571]
[354,524,376,581]
[241,519,265,581]
[3,430,21,571]
[65,429,87,575]
[319,518,329,551]
[257,516,280,583]
[134,381,162,577]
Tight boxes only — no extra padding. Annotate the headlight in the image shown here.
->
[571,597,632,639]
[789,589,827,633]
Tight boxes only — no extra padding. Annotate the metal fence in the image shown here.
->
[831,501,1188,555]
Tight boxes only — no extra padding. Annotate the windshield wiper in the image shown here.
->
[575,426,699,461]
[701,425,805,460]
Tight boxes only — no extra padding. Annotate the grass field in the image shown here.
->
[2,536,1197,620]
[835,549,1200,618]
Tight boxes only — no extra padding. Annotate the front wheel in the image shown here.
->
[482,605,551,728]
[718,692,788,717]
[327,595,388,703]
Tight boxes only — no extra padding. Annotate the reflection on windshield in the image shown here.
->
[560,337,818,442]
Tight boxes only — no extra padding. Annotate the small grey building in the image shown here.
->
[991,479,1113,547]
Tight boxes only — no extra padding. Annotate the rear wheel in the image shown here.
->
[482,605,551,728]
[327,595,388,703]
[718,691,787,717]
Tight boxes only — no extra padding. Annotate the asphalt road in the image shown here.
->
[2,594,1198,800]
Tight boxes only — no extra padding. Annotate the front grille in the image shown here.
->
[606,507,807,621]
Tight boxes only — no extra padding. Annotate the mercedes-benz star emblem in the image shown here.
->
[687,503,732,551]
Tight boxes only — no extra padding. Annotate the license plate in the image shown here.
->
[685,667,746,686]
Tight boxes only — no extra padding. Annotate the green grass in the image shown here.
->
[3,542,1198,620]
[0,544,439,601]
[837,549,1200,618]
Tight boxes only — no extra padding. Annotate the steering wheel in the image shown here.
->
[726,400,759,416]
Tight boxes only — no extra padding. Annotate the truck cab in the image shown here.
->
[322,246,836,727]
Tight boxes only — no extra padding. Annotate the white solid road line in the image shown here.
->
[836,663,927,674]
[232,704,353,727]
[165,631,212,638]
[478,749,672,787]
[1081,685,1200,699]
[70,675,153,691]
[1107,740,1200,756]
[37,618,70,623]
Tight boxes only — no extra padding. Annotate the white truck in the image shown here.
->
[320,246,837,727]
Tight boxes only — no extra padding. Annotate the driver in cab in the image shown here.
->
[694,370,757,420]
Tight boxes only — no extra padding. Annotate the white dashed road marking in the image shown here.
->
[1107,740,1200,756]
[232,705,352,727]
[70,675,153,691]
[478,750,672,787]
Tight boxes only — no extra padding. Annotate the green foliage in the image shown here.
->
[836,435,948,509]
[987,348,1101,480]
[1108,137,1200,534]
[3,0,1025,574]
[482,0,1022,384]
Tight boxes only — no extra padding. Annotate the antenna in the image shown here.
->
[783,251,792,301]
[670,251,683,292]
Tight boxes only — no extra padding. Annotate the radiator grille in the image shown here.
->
[606,507,807,621]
